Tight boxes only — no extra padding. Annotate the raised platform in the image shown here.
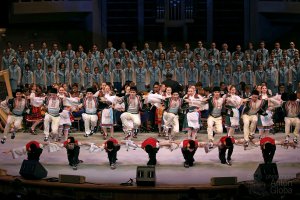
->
[0,175,299,200]
[0,130,299,199]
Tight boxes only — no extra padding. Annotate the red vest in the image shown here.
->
[182,139,199,148]
[105,137,118,145]
[260,137,275,146]
[141,137,158,149]
[104,138,119,150]
[220,136,235,145]
[26,141,41,151]
[63,140,79,147]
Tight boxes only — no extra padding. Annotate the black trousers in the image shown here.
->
[147,148,159,166]
[27,148,43,161]
[218,145,233,163]
[262,145,276,163]
[149,106,157,127]
[67,146,80,166]
[181,148,196,166]
[106,145,120,165]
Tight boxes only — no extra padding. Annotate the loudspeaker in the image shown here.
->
[254,163,278,183]
[59,174,86,184]
[211,177,237,186]
[19,160,48,180]
[136,166,156,186]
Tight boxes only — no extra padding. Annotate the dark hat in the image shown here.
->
[171,90,179,94]
[281,92,289,101]
[86,87,94,94]
[15,89,23,93]
[251,90,260,96]
[289,93,297,101]
[212,87,221,92]
[130,86,137,92]
[50,87,57,94]
[203,87,211,92]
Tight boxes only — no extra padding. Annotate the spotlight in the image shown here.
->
[0,28,6,34]
[0,28,6,38]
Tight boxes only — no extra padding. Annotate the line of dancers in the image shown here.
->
[0,82,299,169]
[1,83,299,145]
[2,135,280,170]
[1,85,299,144]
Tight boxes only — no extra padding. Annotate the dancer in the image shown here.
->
[180,139,199,168]
[1,89,28,144]
[144,89,164,136]
[27,85,46,135]
[207,87,225,148]
[218,136,235,165]
[99,85,115,139]
[120,86,143,139]
[58,99,73,141]
[103,137,120,169]
[139,137,180,166]
[63,136,83,170]
[43,88,63,142]
[81,88,99,137]
[141,137,160,166]
[257,85,281,139]
[260,136,276,163]
[154,85,168,137]
[224,86,242,137]
[2,140,44,161]
[242,90,265,148]
[183,87,202,140]
[162,90,183,140]
[283,93,299,144]
[25,141,44,161]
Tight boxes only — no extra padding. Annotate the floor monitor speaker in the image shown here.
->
[59,174,86,184]
[136,166,156,186]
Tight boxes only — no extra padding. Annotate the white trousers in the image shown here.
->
[163,112,179,136]
[242,114,258,141]
[207,116,223,141]
[44,113,60,137]
[82,113,98,135]
[120,112,141,132]
[285,117,300,137]
[3,115,23,138]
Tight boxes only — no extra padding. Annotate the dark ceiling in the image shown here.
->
[0,0,9,27]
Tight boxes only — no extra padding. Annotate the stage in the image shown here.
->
[0,130,299,185]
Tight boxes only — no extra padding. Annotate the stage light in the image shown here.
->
[0,28,6,34]
[0,28,6,38]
